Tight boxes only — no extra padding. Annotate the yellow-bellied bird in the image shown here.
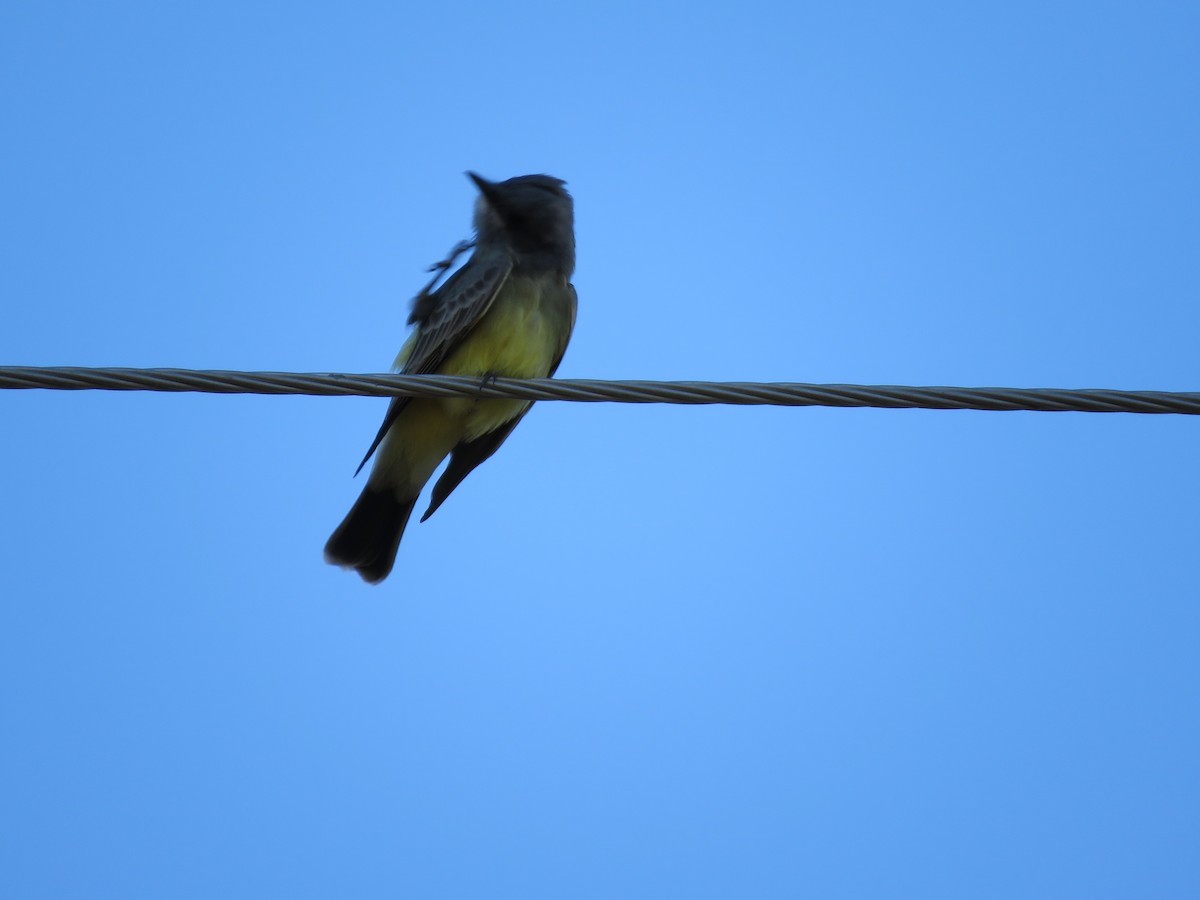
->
[325,173,577,584]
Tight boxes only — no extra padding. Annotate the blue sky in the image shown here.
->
[2,1,1198,897]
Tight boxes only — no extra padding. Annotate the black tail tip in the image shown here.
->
[325,488,417,585]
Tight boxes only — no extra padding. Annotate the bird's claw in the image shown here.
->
[411,239,478,307]
[425,239,476,273]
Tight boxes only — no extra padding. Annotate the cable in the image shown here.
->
[1,366,1198,415]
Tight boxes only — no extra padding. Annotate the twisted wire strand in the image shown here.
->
[1,366,1198,415]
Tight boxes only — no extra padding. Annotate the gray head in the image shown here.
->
[468,172,575,275]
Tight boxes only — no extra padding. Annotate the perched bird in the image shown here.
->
[325,172,577,584]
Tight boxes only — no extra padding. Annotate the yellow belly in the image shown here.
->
[437,274,564,439]
[370,273,572,492]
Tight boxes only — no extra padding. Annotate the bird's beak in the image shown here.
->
[466,171,499,205]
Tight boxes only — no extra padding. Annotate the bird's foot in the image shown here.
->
[426,239,476,274]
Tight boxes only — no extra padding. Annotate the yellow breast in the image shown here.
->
[436,274,569,438]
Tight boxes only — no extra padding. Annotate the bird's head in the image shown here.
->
[468,172,575,273]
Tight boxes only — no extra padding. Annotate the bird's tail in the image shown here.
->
[324,487,417,584]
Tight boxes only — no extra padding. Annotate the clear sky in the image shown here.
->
[2,1,1199,897]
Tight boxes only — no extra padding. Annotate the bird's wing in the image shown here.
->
[353,252,514,475]
[545,282,578,377]
[401,251,514,376]
[419,418,523,522]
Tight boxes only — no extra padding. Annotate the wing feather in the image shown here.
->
[353,252,513,475]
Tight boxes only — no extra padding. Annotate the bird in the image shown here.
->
[324,172,577,584]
